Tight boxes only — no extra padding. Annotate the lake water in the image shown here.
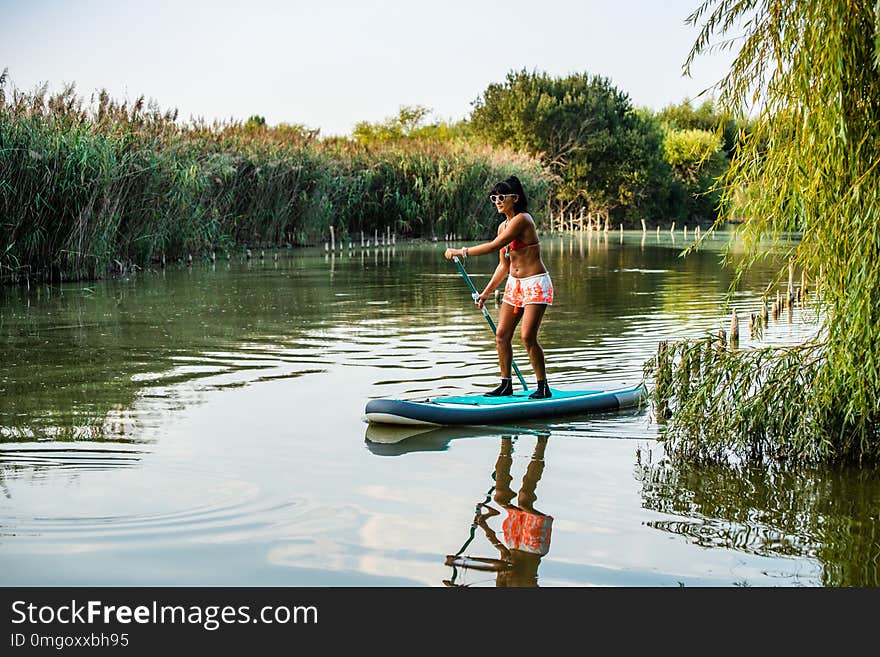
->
[1,229,878,587]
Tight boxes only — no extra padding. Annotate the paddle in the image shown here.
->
[452,256,529,391]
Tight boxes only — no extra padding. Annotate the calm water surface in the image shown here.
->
[1,230,878,586]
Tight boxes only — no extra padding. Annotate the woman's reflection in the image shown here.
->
[445,435,553,587]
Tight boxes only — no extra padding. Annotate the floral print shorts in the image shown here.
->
[502,272,554,310]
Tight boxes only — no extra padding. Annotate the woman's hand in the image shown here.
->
[475,292,488,309]
[444,248,457,260]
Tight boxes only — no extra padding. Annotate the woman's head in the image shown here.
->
[490,176,528,214]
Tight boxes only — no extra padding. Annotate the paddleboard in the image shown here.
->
[364,381,647,426]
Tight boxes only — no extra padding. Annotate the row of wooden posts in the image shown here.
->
[323,215,707,252]
[550,209,706,240]
[552,209,612,232]
[325,226,396,251]
[653,262,811,419]
[709,260,809,350]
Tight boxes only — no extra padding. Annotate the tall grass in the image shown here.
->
[0,75,551,283]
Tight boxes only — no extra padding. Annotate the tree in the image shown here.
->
[243,114,267,132]
[352,105,470,145]
[650,0,880,464]
[656,98,742,157]
[662,128,727,220]
[469,69,672,222]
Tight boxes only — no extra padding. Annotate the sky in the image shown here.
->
[1,0,737,136]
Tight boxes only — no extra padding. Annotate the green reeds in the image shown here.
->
[644,338,848,465]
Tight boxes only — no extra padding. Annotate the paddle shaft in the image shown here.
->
[452,256,528,391]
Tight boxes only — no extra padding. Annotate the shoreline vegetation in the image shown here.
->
[644,0,880,465]
[0,68,739,285]
[0,79,549,284]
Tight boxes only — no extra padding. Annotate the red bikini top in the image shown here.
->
[507,238,538,252]
[502,220,538,255]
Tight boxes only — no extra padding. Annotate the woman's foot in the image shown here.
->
[529,380,551,399]
[485,378,514,396]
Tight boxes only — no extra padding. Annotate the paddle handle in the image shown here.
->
[452,256,528,391]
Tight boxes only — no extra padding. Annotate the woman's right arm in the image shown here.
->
[477,253,509,308]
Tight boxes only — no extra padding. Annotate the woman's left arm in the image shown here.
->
[444,214,528,260]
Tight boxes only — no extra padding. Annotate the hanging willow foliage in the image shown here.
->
[648,0,880,464]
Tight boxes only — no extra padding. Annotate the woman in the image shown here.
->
[444,175,553,399]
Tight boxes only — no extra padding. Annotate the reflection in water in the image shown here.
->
[635,453,880,586]
[444,435,553,587]
[363,423,547,456]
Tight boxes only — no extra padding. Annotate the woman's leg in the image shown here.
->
[494,302,522,379]
[519,304,547,380]
[492,437,516,507]
[518,436,548,513]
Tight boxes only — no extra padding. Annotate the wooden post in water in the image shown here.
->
[330,226,335,252]
[729,309,739,344]
[641,218,646,233]
[670,222,676,234]
[683,225,688,239]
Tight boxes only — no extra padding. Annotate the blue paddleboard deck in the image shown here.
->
[364,382,647,426]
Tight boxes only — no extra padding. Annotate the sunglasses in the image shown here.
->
[489,194,518,203]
